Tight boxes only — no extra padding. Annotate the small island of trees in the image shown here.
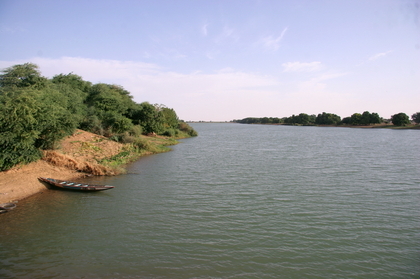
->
[0,63,197,171]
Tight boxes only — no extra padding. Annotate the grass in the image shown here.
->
[97,136,178,174]
[43,129,194,176]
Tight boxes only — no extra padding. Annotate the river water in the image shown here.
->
[1,123,419,278]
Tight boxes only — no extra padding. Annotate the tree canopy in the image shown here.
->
[411,112,420,124]
[0,63,197,171]
[391,113,410,126]
[234,110,418,127]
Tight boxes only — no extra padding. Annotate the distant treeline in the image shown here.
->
[0,63,197,171]
[233,111,420,126]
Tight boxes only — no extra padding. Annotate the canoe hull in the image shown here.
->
[0,202,17,213]
[38,177,114,191]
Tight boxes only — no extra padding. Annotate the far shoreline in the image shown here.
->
[227,122,420,129]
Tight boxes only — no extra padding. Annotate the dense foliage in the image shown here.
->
[391,113,410,126]
[0,63,197,171]
[234,112,342,125]
[411,112,420,124]
[341,111,382,126]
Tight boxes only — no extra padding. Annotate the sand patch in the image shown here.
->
[0,129,126,203]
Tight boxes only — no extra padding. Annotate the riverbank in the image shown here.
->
[0,160,84,204]
[0,129,180,204]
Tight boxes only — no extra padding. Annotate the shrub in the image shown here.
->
[391,112,410,126]
[133,138,153,151]
[162,129,176,137]
[178,122,198,137]
[129,125,143,136]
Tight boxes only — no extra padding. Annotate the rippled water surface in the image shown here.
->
[1,123,419,278]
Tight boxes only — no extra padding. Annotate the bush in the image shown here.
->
[133,138,154,151]
[162,129,176,137]
[391,113,410,126]
[412,112,420,124]
[178,122,198,137]
[129,125,143,137]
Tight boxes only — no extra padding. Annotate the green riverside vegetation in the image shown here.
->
[0,63,197,171]
[234,111,420,127]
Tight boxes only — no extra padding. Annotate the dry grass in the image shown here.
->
[40,129,179,176]
[42,150,119,176]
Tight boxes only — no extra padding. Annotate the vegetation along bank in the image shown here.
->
[0,63,197,203]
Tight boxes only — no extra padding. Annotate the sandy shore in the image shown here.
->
[0,129,126,204]
[0,128,179,204]
[0,160,85,204]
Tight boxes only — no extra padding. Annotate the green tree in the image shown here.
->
[87,84,130,114]
[391,112,410,126]
[101,112,133,134]
[52,73,91,125]
[315,112,341,125]
[261,117,272,124]
[411,112,420,124]
[370,112,381,124]
[79,107,104,135]
[131,102,165,134]
[350,113,362,125]
[341,117,351,125]
[52,73,92,93]
[33,86,78,149]
[160,106,179,129]
[0,88,42,170]
[297,113,313,125]
[360,111,371,125]
[0,63,79,169]
[0,63,47,89]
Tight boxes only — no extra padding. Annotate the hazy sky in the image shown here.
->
[1,0,419,121]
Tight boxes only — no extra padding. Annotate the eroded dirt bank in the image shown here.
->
[0,129,126,203]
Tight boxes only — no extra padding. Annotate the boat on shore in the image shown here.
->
[0,202,17,213]
[38,177,114,191]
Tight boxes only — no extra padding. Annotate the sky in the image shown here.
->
[0,0,419,121]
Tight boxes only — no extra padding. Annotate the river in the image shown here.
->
[1,123,419,278]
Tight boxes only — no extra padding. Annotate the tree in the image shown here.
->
[391,112,410,126]
[87,84,129,114]
[0,63,47,89]
[52,73,91,125]
[350,113,362,125]
[101,112,133,134]
[370,112,381,124]
[315,112,341,125]
[160,107,179,129]
[412,112,420,124]
[33,86,78,149]
[348,111,381,125]
[261,117,272,124]
[52,82,89,126]
[52,73,92,93]
[0,88,42,170]
[360,111,371,125]
[341,117,351,125]
[131,102,165,134]
[0,64,80,169]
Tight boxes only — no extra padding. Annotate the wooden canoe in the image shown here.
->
[38,177,114,191]
[0,202,16,213]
